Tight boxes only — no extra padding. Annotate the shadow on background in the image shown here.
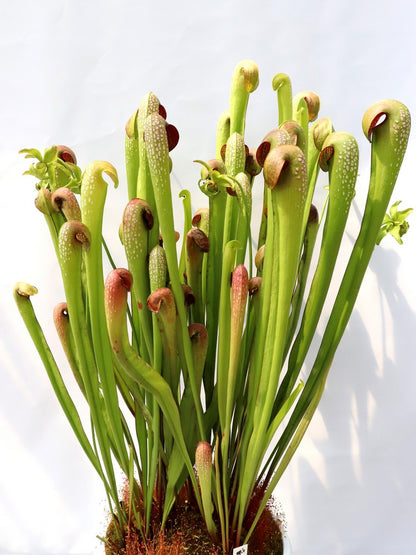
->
[284,244,416,554]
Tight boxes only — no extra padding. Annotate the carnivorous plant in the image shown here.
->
[15,60,411,554]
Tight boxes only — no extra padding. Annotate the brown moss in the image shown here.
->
[246,500,283,555]
[105,503,220,555]
[104,483,283,555]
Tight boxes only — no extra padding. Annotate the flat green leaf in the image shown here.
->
[19,148,43,161]
[43,145,58,164]
[377,201,413,245]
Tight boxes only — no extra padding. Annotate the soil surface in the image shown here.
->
[105,502,283,554]
[104,483,284,554]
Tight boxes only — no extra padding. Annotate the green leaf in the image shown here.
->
[19,148,43,161]
[23,163,48,181]
[376,200,413,245]
[43,145,58,164]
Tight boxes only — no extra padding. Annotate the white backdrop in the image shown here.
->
[1,1,416,553]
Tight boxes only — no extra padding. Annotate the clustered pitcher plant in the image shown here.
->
[14,60,411,554]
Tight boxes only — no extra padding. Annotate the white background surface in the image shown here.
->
[1,1,416,553]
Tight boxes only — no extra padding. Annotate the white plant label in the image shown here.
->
[233,545,248,555]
